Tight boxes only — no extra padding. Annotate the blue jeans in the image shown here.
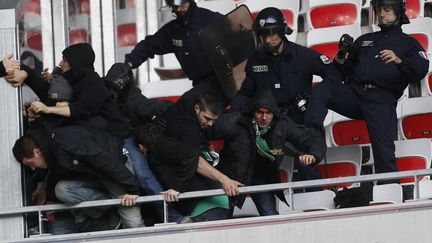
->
[250,191,279,216]
[123,138,183,223]
[55,179,144,228]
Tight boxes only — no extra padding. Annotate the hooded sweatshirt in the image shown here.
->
[61,43,132,139]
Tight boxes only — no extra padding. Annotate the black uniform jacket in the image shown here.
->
[337,25,429,98]
[125,2,223,83]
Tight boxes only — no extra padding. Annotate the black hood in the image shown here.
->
[244,89,280,118]
[62,43,95,81]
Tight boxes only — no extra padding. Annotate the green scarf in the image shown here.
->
[252,120,283,161]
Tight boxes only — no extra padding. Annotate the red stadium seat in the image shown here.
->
[405,0,423,19]
[117,23,137,47]
[304,0,361,30]
[316,145,362,189]
[398,97,432,139]
[26,30,42,51]
[25,0,40,14]
[401,113,432,139]
[395,139,432,184]
[317,163,358,189]
[77,0,90,15]
[332,120,371,146]
[69,29,88,45]
[309,4,357,29]
[307,24,361,60]
[310,42,339,59]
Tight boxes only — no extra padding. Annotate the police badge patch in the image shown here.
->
[419,51,429,60]
[172,39,183,47]
[252,65,268,72]
[320,55,331,64]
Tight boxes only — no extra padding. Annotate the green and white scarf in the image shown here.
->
[252,120,283,161]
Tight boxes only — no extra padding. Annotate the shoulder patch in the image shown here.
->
[320,55,331,64]
[172,39,183,47]
[361,41,374,47]
[252,65,268,72]
[419,51,429,60]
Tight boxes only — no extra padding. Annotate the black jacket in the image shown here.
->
[163,100,204,150]
[231,38,341,123]
[61,43,132,139]
[211,94,326,207]
[125,2,223,84]
[116,85,173,129]
[336,25,429,98]
[29,125,140,195]
[148,137,220,214]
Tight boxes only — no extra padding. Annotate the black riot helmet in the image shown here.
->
[105,63,135,95]
[371,0,410,26]
[252,7,293,38]
[165,0,189,7]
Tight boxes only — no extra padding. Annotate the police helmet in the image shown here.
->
[252,7,293,38]
[105,63,134,94]
[165,0,189,7]
[371,0,410,25]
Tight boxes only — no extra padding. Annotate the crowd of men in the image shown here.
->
[0,0,429,235]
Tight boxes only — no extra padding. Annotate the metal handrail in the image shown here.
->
[1,168,431,235]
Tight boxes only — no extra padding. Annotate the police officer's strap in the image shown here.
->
[252,120,284,161]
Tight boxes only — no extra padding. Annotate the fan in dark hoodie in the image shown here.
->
[22,43,132,139]
[208,90,327,216]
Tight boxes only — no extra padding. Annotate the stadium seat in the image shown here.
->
[402,17,432,53]
[395,138,432,184]
[77,0,90,15]
[25,0,41,14]
[279,156,294,183]
[303,0,362,30]
[316,145,362,189]
[243,0,300,42]
[405,0,425,19]
[142,78,192,101]
[398,96,432,140]
[279,190,336,213]
[25,30,43,51]
[68,13,90,44]
[116,8,137,47]
[421,72,432,96]
[325,112,370,147]
[307,24,361,59]
[369,183,403,205]
[196,0,236,14]
[419,180,432,199]
[69,29,88,45]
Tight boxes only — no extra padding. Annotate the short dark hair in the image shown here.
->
[134,123,164,150]
[12,134,37,163]
[195,92,223,116]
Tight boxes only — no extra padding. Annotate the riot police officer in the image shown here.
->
[305,0,429,177]
[230,7,341,124]
[125,0,227,107]
[230,7,340,182]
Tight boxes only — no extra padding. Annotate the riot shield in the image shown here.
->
[199,5,257,99]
